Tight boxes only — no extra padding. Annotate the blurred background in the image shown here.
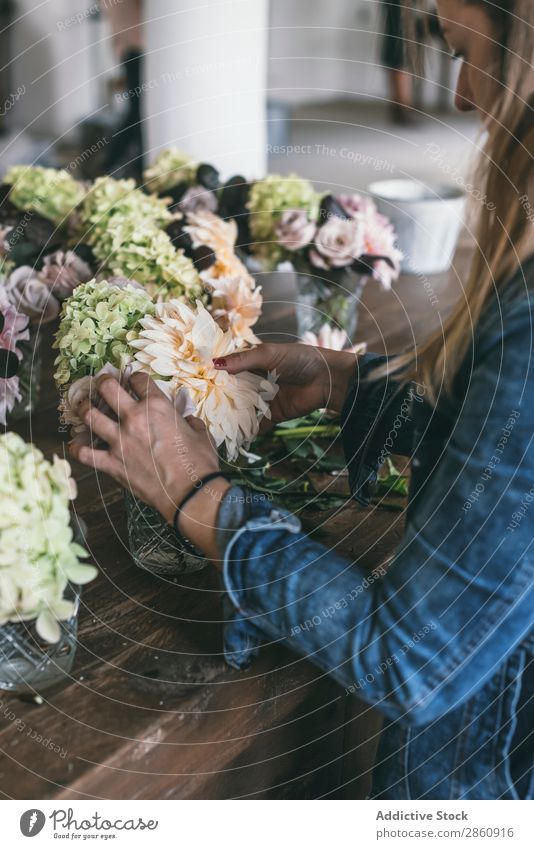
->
[0,0,478,187]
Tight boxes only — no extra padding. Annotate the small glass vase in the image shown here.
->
[10,324,43,420]
[124,490,206,576]
[0,585,80,695]
[294,270,364,344]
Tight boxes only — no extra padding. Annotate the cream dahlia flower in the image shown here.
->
[184,209,238,253]
[205,275,262,347]
[131,300,277,460]
[183,210,249,279]
[183,210,262,343]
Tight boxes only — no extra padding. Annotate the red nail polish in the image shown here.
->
[213,358,227,368]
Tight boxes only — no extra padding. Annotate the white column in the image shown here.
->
[143,0,268,180]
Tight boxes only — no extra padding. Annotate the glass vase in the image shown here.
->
[124,490,206,576]
[0,585,80,695]
[294,270,363,344]
[9,324,43,420]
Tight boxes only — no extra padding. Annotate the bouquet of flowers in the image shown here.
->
[0,431,96,643]
[244,175,402,289]
[55,279,276,462]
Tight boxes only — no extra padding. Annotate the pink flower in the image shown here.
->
[275,209,316,251]
[5,266,60,323]
[206,274,262,346]
[301,322,367,355]
[337,194,365,218]
[359,204,403,290]
[40,250,93,300]
[178,185,218,215]
[310,217,365,270]
[0,288,29,352]
[0,288,29,424]
[0,226,13,258]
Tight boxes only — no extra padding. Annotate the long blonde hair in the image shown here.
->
[383,0,534,405]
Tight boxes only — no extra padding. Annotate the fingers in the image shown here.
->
[185,415,207,433]
[258,416,276,435]
[185,415,218,450]
[214,343,275,375]
[78,400,120,445]
[70,443,122,478]
[129,371,166,401]
[96,375,135,416]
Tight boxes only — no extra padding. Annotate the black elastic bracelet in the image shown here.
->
[172,472,231,557]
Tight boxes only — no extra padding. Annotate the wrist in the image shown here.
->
[324,350,359,412]
[177,477,231,564]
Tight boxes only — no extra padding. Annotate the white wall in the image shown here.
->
[144,0,269,180]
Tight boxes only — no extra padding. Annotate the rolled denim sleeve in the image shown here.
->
[341,353,418,504]
[223,320,534,727]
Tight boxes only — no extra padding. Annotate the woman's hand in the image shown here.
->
[69,372,229,562]
[214,342,360,425]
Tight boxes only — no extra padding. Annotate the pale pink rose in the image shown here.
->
[275,209,316,251]
[0,287,29,352]
[0,288,29,424]
[40,250,93,300]
[337,193,365,218]
[371,258,402,290]
[301,322,367,355]
[310,217,365,269]
[0,226,13,258]
[178,185,218,215]
[359,205,403,290]
[5,266,60,323]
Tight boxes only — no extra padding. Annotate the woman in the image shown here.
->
[71,0,534,799]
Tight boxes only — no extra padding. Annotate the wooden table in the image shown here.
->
[0,244,469,799]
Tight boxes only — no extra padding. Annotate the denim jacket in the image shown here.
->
[219,265,534,800]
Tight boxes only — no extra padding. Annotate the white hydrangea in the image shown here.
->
[0,433,97,642]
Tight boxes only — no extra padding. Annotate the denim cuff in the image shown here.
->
[217,488,301,670]
[341,353,413,505]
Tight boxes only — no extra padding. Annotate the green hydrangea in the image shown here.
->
[0,431,96,643]
[143,147,198,193]
[248,173,320,266]
[53,279,155,386]
[100,219,203,302]
[79,175,172,250]
[3,165,86,225]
